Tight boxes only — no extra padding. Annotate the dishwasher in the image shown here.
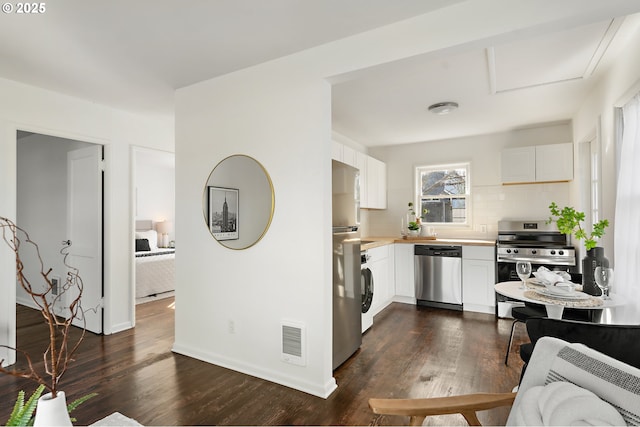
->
[414,245,462,310]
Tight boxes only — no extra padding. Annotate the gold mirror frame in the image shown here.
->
[203,154,275,250]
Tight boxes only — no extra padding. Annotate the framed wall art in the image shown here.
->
[208,186,239,240]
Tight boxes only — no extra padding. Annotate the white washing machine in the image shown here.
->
[361,251,374,333]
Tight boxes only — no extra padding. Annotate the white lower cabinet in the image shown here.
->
[462,246,496,314]
[368,245,393,316]
[393,243,415,304]
[385,243,495,311]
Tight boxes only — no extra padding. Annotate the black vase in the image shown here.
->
[582,247,609,296]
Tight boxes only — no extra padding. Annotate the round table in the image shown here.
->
[494,281,620,320]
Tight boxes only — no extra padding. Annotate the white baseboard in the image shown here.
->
[109,321,134,334]
[16,296,37,309]
[172,342,337,399]
[463,304,496,315]
[393,295,416,305]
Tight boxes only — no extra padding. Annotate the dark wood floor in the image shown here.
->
[0,300,529,426]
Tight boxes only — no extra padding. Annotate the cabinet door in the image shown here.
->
[462,259,496,313]
[535,143,573,182]
[367,156,379,208]
[369,259,389,315]
[332,140,343,161]
[368,246,391,315]
[376,160,387,209]
[501,146,535,184]
[394,244,415,300]
[462,245,494,261]
[342,145,357,167]
[367,156,387,209]
[356,152,369,208]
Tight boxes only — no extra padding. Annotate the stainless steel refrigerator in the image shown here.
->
[332,160,362,370]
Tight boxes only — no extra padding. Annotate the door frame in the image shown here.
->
[15,128,106,334]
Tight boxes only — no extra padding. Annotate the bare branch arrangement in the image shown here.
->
[0,216,86,398]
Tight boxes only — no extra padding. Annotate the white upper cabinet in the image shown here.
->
[356,151,368,208]
[332,140,387,209]
[501,143,573,184]
[535,143,573,182]
[342,144,357,167]
[501,146,535,183]
[331,141,358,168]
[332,140,343,162]
[366,156,387,209]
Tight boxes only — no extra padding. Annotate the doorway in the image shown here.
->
[131,147,175,314]
[16,131,104,334]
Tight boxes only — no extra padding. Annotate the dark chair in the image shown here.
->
[504,303,546,365]
[504,272,595,365]
[504,303,594,365]
[519,317,640,374]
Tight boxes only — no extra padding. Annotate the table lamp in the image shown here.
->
[156,220,171,248]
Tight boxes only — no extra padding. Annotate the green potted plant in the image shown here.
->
[0,217,96,426]
[6,385,95,426]
[547,202,610,295]
[406,202,421,237]
[407,220,420,237]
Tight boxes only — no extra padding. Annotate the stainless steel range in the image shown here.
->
[496,219,577,283]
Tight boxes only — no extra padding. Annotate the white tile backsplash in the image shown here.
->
[365,183,570,239]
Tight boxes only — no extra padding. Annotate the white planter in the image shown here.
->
[34,391,72,426]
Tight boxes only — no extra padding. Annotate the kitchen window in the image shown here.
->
[415,163,470,225]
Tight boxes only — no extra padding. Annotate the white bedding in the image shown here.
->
[135,248,175,299]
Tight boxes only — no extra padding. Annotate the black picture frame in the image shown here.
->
[208,186,239,241]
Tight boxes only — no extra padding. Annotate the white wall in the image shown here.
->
[172,0,620,397]
[175,70,335,397]
[367,123,572,238]
[0,77,174,365]
[572,14,640,267]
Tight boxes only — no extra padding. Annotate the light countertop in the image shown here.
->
[361,236,496,250]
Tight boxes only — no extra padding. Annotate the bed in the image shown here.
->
[135,220,175,301]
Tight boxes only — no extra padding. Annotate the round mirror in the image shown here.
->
[203,155,274,250]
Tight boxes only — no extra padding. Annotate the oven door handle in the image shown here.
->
[497,256,575,266]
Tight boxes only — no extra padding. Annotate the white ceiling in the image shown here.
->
[0,0,455,116]
[2,1,640,147]
[332,12,640,146]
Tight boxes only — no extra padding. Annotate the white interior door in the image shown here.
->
[67,145,103,334]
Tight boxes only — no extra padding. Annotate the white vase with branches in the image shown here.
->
[0,217,95,426]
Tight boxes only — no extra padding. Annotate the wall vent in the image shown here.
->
[51,276,61,295]
[281,320,306,366]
